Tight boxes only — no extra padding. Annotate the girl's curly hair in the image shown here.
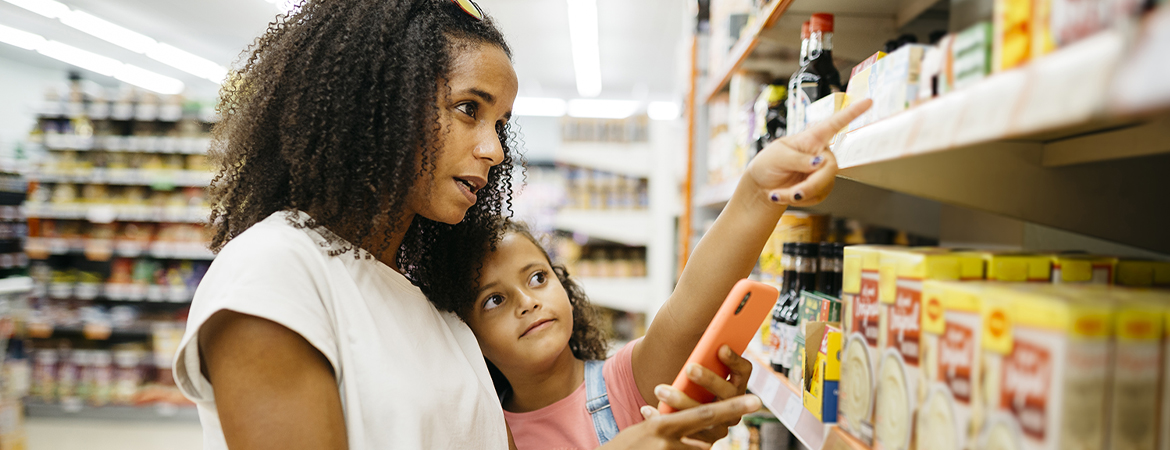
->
[207,0,517,300]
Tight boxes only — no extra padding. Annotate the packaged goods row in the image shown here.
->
[569,246,647,279]
[35,82,214,123]
[26,220,211,261]
[563,166,649,211]
[28,184,208,216]
[30,257,208,302]
[33,150,211,178]
[707,0,1165,187]
[753,241,1170,450]
[561,116,650,143]
[13,321,189,409]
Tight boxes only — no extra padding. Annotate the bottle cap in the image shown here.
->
[801,21,810,39]
[782,242,796,255]
[796,242,819,257]
[810,13,834,33]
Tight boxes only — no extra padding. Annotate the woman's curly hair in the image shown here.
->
[207,0,517,299]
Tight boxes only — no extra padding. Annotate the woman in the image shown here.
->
[173,1,760,449]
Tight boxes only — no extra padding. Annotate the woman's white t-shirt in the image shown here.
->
[173,211,508,450]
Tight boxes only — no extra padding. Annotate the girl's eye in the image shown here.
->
[482,294,504,311]
[456,102,478,119]
[528,270,546,287]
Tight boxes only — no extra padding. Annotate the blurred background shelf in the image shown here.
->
[574,277,651,313]
[25,401,198,423]
[553,209,651,246]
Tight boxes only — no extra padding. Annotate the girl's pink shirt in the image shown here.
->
[503,339,649,450]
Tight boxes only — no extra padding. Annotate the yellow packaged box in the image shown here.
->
[1115,260,1170,287]
[804,322,842,423]
[978,286,1113,450]
[1050,255,1118,284]
[917,280,986,450]
[874,249,983,450]
[839,245,892,444]
[1106,294,1165,450]
[959,251,1052,282]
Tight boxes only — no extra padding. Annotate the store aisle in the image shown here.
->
[27,418,202,450]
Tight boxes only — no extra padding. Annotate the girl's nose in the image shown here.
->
[517,292,541,316]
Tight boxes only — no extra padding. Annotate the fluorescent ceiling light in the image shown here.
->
[513,97,567,117]
[565,0,602,97]
[0,23,46,50]
[0,24,185,94]
[3,0,69,18]
[59,11,155,53]
[647,101,681,121]
[567,99,638,119]
[3,0,227,84]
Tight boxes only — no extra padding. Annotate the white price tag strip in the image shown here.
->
[779,392,803,428]
[758,374,781,406]
[954,70,1026,146]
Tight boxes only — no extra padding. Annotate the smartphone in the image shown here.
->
[659,279,778,413]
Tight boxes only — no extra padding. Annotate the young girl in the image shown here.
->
[417,99,872,449]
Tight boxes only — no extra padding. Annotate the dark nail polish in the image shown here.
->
[793,192,804,201]
[770,193,779,202]
[811,156,823,167]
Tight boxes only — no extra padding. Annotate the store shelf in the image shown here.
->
[26,204,209,223]
[40,134,210,154]
[553,143,652,178]
[553,209,650,246]
[830,28,1170,254]
[694,177,738,208]
[26,238,214,260]
[702,0,792,103]
[30,170,213,188]
[0,276,33,296]
[28,323,155,340]
[574,277,650,313]
[743,349,865,450]
[701,0,945,103]
[24,401,199,422]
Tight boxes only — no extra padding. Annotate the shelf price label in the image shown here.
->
[779,392,804,428]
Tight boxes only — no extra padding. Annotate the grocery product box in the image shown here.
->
[959,251,1052,282]
[1115,259,1170,287]
[918,281,986,450]
[993,0,1031,71]
[844,51,886,133]
[804,322,842,423]
[792,290,840,388]
[806,93,846,144]
[978,286,1113,450]
[869,44,929,122]
[839,245,889,445]
[1105,294,1165,450]
[953,22,993,90]
[873,249,983,450]
[1049,255,1117,284]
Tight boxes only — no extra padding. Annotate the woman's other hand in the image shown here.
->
[600,394,761,450]
[638,346,756,448]
[746,98,872,207]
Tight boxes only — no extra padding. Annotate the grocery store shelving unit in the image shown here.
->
[744,348,868,450]
[683,0,1170,258]
[24,400,199,422]
[550,122,682,320]
[683,1,1170,448]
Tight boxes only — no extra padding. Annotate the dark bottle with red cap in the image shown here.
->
[789,13,843,132]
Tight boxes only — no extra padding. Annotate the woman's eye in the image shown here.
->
[456,102,478,119]
[528,271,546,287]
[482,294,504,311]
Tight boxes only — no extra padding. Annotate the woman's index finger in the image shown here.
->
[789,98,873,152]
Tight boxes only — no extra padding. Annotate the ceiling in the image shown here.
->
[0,0,690,102]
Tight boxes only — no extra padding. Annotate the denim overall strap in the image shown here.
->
[584,359,620,445]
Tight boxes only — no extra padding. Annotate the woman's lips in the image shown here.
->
[455,178,477,204]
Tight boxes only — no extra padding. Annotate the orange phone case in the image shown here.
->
[659,279,778,413]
